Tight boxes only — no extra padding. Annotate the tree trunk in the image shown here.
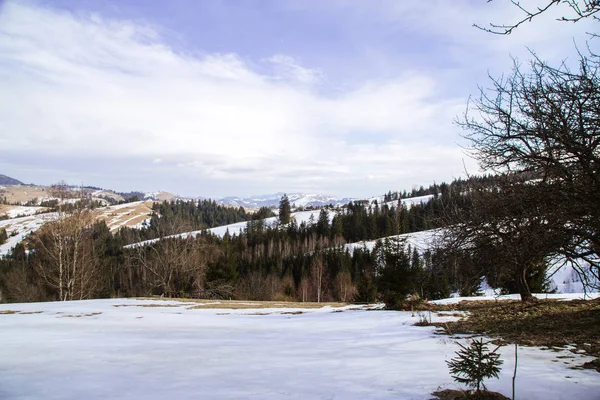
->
[516,267,535,303]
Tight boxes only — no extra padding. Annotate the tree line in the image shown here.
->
[0,173,554,307]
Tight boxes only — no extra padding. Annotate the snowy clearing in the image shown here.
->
[0,298,598,400]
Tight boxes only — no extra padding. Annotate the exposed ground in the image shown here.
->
[426,299,600,372]
[0,185,50,204]
[135,297,348,309]
[431,389,510,400]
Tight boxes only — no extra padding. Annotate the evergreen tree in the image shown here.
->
[0,228,7,245]
[279,194,291,225]
[446,338,503,393]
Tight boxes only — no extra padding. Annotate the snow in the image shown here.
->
[431,292,599,305]
[399,194,434,208]
[125,209,336,248]
[0,213,58,256]
[1,206,47,218]
[367,194,435,210]
[0,298,597,400]
[344,229,440,255]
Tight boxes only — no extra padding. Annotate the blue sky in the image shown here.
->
[0,0,596,197]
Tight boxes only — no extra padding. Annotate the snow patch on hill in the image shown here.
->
[125,209,337,248]
[0,213,59,256]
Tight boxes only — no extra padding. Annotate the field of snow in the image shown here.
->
[0,298,597,400]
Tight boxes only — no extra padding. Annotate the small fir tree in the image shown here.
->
[446,338,503,393]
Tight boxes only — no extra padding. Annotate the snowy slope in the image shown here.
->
[0,213,58,256]
[0,205,48,218]
[367,194,434,209]
[125,209,337,248]
[344,229,441,255]
[0,298,597,400]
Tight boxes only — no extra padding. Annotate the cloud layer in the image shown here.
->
[0,1,593,197]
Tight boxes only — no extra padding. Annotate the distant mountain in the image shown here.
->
[217,192,354,209]
[0,174,23,186]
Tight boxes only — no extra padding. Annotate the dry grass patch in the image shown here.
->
[0,186,49,204]
[136,298,346,310]
[0,310,43,315]
[59,312,102,318]
[429,299,600,371]
[95,200,153,231]
[114,303,182,308]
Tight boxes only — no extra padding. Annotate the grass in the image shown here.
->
[428,299,600,371]
[0,310,43,315]
[58,312,102,318]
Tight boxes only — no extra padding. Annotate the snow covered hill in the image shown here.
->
[0,201,154,256]
[125,209,337,248]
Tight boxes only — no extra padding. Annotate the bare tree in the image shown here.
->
[310,256,327,303]
[441,178,567,301]
[476,0,600,35]
[32,209,102,301]
[457,52,600,292]
[126,236,215,298]
[334,271,357,303]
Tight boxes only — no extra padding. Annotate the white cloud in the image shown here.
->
[0,2,482,197]
[266,54,323,85]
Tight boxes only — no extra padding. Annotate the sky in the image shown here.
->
[0,0,597,198]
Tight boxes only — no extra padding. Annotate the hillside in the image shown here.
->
[0,174,23,185]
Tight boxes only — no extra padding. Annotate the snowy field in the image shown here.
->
[0,299,598,400]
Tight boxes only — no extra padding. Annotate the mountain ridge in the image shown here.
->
[216,192,355,209]
[0,174,24,186]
